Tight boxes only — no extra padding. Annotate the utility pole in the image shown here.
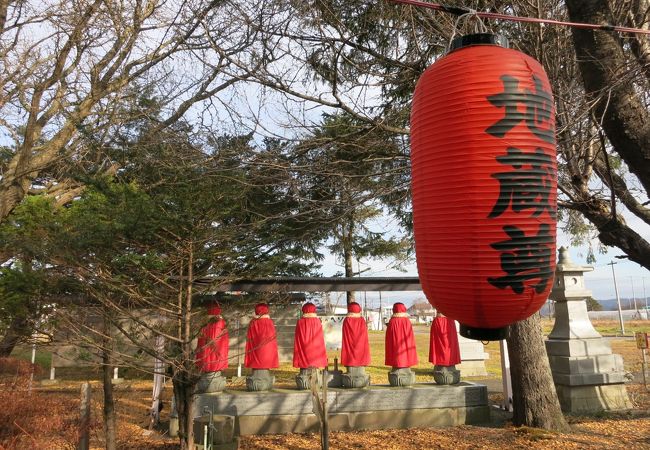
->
[608,261,625,335]
[631,277,637,311]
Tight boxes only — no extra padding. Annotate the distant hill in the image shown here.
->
[595,297,648,311]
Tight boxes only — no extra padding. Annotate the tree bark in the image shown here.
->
[0,316,29,357]
[565,0,650,194]
[172,370,195,450]
[506,314,569,431]
[174,247,196,450]
[343,220,355,305]
[102,317,117,450]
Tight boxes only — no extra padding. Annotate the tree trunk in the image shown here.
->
[102,317,117,450]
[506,314,569,431]
[174,246,196,450]
[565,0,650,195]
[0,316,29,357]
[343,220,355,305]
[172,369,195,450]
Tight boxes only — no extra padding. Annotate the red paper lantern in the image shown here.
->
[410,34,557,340]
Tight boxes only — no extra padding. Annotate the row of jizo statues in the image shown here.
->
[195,302,462,392]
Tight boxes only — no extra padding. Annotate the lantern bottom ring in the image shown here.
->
[459,324,510,341]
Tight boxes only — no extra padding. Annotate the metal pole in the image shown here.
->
[641,278,650,320]
[608,261,625,335]
[631,277,637,311]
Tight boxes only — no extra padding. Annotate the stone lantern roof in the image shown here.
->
[549,246,594,302]
[555,246,594,274]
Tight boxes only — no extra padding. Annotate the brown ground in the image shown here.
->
[2,363,649,450]
[2,321,650,449]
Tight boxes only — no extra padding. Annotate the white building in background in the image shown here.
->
[407,300,436,324]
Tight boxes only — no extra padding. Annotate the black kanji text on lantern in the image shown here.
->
[488,147,556,219]
[485,74,554,144]
[485,71,556,297]
[487,224,553,294]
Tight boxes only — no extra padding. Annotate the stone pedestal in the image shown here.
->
[246,369,275,392]
[326,369,343,388]
[196,371,227,394]
[342,366,370,388]
[546,247,632,413]
[433,365,460,385]
[193,414,239,450]
[388,367,416,387]
[194,382,490,435]
[295,368,319,390]
[456,333,489,377]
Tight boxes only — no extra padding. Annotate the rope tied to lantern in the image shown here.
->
[447,10,489,52]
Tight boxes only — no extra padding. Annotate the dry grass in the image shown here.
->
[2,354,650,450]
[3,319,650,449]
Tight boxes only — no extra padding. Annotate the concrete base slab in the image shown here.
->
[194,382,489,435]
[556,384,633,414]
[234,406,490,435]
[193,414,235,445]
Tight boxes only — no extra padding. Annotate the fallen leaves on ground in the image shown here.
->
[2,355,650,450]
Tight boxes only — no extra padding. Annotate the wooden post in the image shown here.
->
[28,343,36,395]
[499,340,513,412]
[310,370,329,450]
[78,382,91,450]
[642,348,648,392]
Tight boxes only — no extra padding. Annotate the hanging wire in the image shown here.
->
[389,0,650,35]
[447,9,490,52]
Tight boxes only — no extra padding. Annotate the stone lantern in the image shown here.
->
[546,247,632,413]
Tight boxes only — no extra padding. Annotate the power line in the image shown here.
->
[388,0,650,35]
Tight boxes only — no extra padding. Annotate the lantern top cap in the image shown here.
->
[556,246,593,273]
[449,33,509,53]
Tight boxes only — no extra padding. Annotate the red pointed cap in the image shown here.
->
[254,303,269,315]
[301,302,316,314]
[392,303,407,313]
[207,304,222,316]
[347,302,362,313]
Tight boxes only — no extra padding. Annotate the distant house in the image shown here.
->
[408,300,436,323]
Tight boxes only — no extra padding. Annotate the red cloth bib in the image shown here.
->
[341,316,370,366]
[429,316,461,366]
[196,317,229,372]
[293,316,328,368]
[385,316,418,368]
[244,317,279,369]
